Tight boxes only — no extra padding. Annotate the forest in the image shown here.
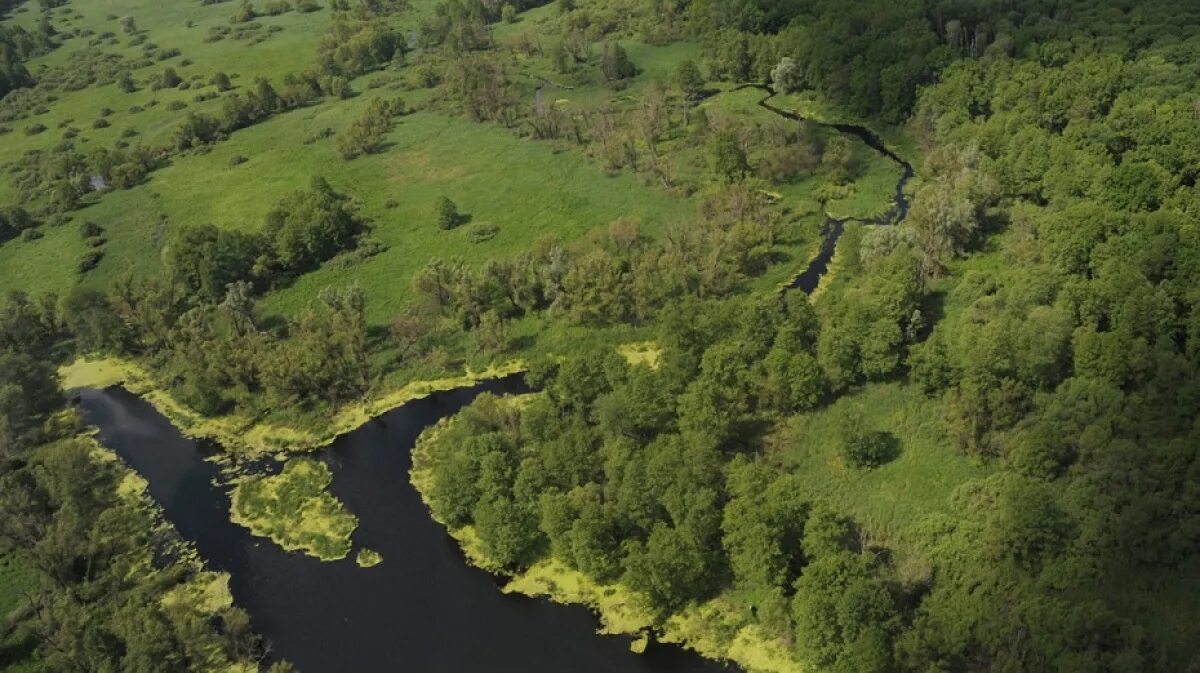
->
[2,0,1199,671]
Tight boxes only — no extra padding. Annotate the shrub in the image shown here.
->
[21,228,43,242]
[467,223,499,243]
[24,123,47,136]
[229,154,248,167]
[92,118,111,129]
[79,220,104,238]
[835,403,899,468]
[167,101,187,111]
[77,250,104,274]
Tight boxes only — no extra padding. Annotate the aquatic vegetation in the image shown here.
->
[356,548,383,568]
[231,459,358,561]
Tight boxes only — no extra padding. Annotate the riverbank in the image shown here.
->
[411,412,804,673]
[59,356,526,455]
[88,432,259,673]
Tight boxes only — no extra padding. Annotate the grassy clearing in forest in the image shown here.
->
[776,381,992,550]
[230,458,358,561]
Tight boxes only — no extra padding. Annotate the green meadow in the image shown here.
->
[0,0,904,327]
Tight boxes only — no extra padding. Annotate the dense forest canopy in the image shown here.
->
[1,0,1199,671]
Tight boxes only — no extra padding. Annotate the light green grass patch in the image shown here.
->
[230,458,358,561]
[778,382,992,550]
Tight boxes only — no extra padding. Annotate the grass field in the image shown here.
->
[0,0,911,328]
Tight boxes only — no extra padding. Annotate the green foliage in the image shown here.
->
[264,176,362,272]
[336,96,404,160]
[707,129,749,183]
[834,402,897,468]
[0,350,61,454]
[434,196,461,230]
[165,223,264,302]
[600,41,637,87]
[674,59,704,99]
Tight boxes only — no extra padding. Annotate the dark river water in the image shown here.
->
[78,380,733,673]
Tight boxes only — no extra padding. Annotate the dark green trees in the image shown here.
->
[791,513,899,673]
[707,130,750,182]
[0,350,60,455]
[165,178,362,301]
[166,224,264,302]
[600,42,637,87]
[265,177,362,271]
[675,59,705,99]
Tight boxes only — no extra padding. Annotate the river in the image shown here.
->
[78,379,733,673]
[75,86,913,673]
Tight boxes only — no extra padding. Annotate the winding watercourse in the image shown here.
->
[75,85,915,673]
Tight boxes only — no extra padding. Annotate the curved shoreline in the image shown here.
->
[411,408,803,673]
[60,356,526,455]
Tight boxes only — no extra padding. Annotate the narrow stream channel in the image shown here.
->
[78,380,735,673]
[735,84,917,292]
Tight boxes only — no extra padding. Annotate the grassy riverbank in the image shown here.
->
[59,356,525,455]
[411,408,804,673]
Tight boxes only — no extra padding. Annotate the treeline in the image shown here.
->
[404,179,783,332]
[0,0,60,98]
[0,295,293,672]
[62,180,373,416]
[682,0,1199,124]
[419,286,911,644]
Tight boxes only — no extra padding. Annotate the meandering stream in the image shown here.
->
[736,84,916,292]
[79,381,733,673]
